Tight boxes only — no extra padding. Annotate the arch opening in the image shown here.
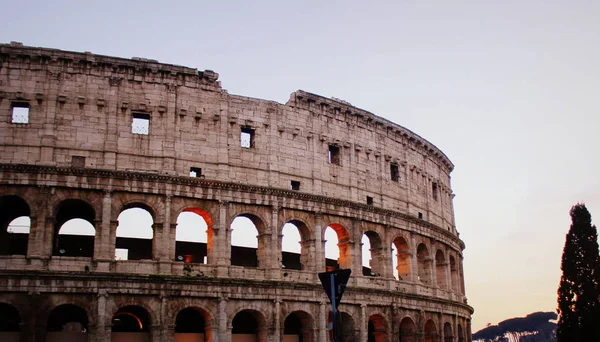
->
[282,221,310,270]
[283,311,313,342]
[450,256,459,293]
[424,320,438,342]
[443,322,453,342]
[392,236,410,280]
[362,231,383,277]
[324,223,350,271]
[399,317,416,342]
[367,314,388,342]
[174,307,211,342]
[417,244,432,285]
[53,199,96,258]
[115,207,154,261]
[231,215,264,267]
[0,195,31,256]
[111,305,151,342]
[339,312,356,342]
[232,309,265,342]
[46,304,88,342]
[435,250,448,290]
[457,324,465,342]
[0,303,21,336]
[175,209,212,264]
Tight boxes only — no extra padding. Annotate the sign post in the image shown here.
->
[318,269,351,342]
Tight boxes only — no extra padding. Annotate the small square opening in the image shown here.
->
[11,102,29,124]
[390,163,400,182]
[418,212,423,219]
[132,112,150,135]
[241,126,255,148]
[190,167,203,178]
[328,145,341,165]
[366,196,374,206]
[290,180,300,191]
[71,156,86,168]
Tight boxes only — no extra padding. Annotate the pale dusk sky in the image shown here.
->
[2,0,600,332]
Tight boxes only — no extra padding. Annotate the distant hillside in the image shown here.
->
[473,311,556,342]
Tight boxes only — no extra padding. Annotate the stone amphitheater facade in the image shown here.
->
[0,42,473,342]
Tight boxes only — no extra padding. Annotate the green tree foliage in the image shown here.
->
[557,204,600,342]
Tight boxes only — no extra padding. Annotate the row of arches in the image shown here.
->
[0,302,467,342]
[0,194,465,292]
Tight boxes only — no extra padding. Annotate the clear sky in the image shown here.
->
[3,0,600,332]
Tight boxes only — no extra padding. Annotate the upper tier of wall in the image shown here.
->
[0,43,459,236]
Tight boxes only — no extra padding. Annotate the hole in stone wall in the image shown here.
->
[240,126,255,148]
[390,163,400,182]
[290,180,300,191]
[132,112,150,135]
[189,167,203,178]
[11,102,29,124]
[328,145,340,165]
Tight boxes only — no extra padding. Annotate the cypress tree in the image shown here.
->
[557,204,600,341]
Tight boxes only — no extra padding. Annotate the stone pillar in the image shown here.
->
[25,216,39,259]
[314,213,324,272]
[215,201,230,274]
[43,216,55,257]
[410,234,418,283]
[92,290,110,342]
[160,295,174,342]
[161,195,172,261]
[272,300,281,342]
[360,304,368,342]
[300,239,316,273]
[217,298,228,342]
[109,220,119,260]
[318,302,327,342]
[97,190,113,261]
[270,206,281,276]
[27,186,51,260]
[150,324,161,342]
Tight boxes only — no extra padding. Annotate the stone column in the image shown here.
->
[160,295,174,342]
[410,234,418,283]
[270,206,281,277]
[161,195,172,261]
[318,302,327,342]
[97,190,113,260]
[272,300,281,342]
[314,213,324,272]
[43,216,55,258]
[360,304,368,342]
[217,298,228,342]
[150,324,161,342]
[215,201,230,276]
[92,290,110,342]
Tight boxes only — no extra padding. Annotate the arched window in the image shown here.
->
[324,224,351,271]
[47,304,88,342]
[417,244,432,285]
[399,317,417,342]
[175,209,211,264]
[111,306,151,337]
[339,312,356,342]
[231,215,264,267]
[281,221,305,270]
[443,322,453,342]
[0,302,21,341]
[283,311,314,342]
[232,309,266,340]
[450,256,459,293]
[116,207,154,260]
[457,324,465,342]
[174,307,212,342]
[0,195,30,256]
[367,314,388,342]
[362,231,384,277]
[435,249,448,290]
[424,320,438,342]
[53,199,96,258]
[392,236,410,280]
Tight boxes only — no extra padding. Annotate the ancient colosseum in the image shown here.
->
[0,42,473,342]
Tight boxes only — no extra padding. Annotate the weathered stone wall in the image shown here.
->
[0,43,472,342]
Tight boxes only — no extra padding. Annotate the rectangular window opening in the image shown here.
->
[390,163,400,182]
[328,144,341,165]
[418,212,423,219]
[241,126,255,148]
[290,180,300,191]
[11,102,30,124]
[432,183,439,201]
[71,156,86,168]
[189,167,203,178]
[132,112,150,135]
[366,196,374,206]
